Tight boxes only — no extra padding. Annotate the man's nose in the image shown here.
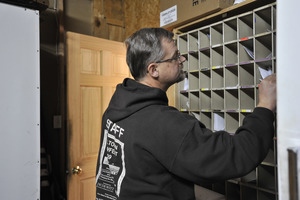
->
[180,55,186,63]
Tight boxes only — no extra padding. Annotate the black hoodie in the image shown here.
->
[96,78,274,200]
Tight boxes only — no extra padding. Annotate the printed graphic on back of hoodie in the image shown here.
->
[96,119,126,200]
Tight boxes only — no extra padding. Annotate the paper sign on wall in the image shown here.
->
[160,5,177,27]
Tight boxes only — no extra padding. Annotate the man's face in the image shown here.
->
[156,38,186,86]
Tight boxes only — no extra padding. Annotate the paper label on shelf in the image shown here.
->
[226,64,237,67]
[225,86,238,89]
[212,88,224,90]
[212,44,222,48]
[240,61,253,65]
[212,66,221,69]
[201,68,210,71]
[255,58,271,63]
[200,47,210,51]
[160,5,177,27]
[241,109,252,112]
[227,110,238,113]
[240,85,254,89]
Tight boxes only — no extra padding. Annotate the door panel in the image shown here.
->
[81,87,101,157]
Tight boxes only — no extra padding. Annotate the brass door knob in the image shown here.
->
[72,166,82,175]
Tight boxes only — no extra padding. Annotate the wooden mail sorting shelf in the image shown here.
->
[176,2,277,200]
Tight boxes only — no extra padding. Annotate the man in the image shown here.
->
[95,28,276,200]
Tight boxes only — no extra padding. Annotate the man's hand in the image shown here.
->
[257,74,277,112]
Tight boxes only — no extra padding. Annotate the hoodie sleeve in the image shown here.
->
[169,107,274,184]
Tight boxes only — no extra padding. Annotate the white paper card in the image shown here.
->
[184,77,189,90]
[234,0,246,4]
[258,67,272,79]
[214,113,225,131]
[243,46,254,59]
[160,5,177,27]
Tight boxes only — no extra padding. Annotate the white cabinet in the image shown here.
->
[0,3,40,200]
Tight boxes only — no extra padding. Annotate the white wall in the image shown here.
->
[0,3,40,200]
[277,0,300,199]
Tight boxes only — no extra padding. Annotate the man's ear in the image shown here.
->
[147,63,159,78]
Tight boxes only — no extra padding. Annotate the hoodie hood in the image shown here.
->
[106,78,168,122]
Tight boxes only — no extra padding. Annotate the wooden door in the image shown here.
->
[66,32,130,200]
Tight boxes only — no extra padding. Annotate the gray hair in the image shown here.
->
[125,28,174,80]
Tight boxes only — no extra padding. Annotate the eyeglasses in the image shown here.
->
[155,51,182,64]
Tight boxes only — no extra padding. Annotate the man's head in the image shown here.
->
[125,28,186,91]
